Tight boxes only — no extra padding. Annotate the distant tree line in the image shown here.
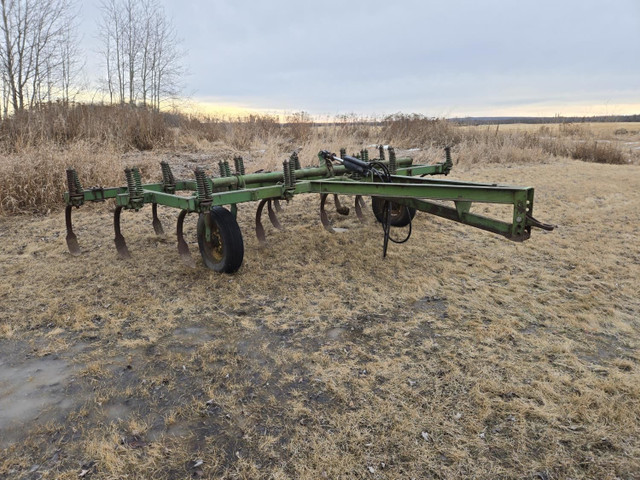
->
[0,0,183,118]
[321,113,640,128]
[450,114,640,125]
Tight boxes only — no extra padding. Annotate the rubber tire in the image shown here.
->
[371,197,417,227]
[197,207,244,273]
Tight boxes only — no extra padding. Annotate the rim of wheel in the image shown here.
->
[203,214,224,262]
[389,203,404,220]
[371,197,415,227]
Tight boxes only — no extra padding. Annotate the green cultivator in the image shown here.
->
[64,146,554,273]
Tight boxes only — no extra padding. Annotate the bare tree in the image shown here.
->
[148,10,182,110]
[98,0,182,110]
[57,17,82,104]
[98,0,126,104]
[0,0,78,114]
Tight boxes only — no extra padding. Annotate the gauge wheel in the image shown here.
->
[197,207,244,273]
[371,197,416,227]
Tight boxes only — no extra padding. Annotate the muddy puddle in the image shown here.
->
[0,350,77,448]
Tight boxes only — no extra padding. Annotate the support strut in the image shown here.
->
[334,194,349,216]
[65,206,81,256]
[267,200,282,230]
[255,199,268,244]
[176,209,195,267]
[382,201,392,258]
[256,199,283,244]
[114,206,131,258]
[354,196,365,221]
[320,193,334,232]
[152,203,165,235]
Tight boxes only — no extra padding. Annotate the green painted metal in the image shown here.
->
[305,179,530,204]
[63,146,553,271]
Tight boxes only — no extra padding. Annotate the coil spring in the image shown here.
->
[132,167,143,196]
[378,145,385,161]
[339,148,346,158]
[234,156,246,175]
[204,171,212,199]
[360,149,369,161]
[288,158,296,186]
[125,168,136,195]
[388,147,397,174]
[282,160,290,187]
[160,161,175,187]
[195,167,212,200]
[442,146,453,175]
[290,151,301,170]
[66,168,83,195]
[223,161,232,177]
[66,169,75,194]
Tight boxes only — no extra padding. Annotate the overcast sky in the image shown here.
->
[79,0,640,117]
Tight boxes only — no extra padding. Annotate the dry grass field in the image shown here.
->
[1,112,639,479]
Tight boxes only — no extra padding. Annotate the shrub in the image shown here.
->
[571,141,627,164]
[380,114,461,148]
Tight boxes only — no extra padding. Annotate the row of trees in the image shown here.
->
[98,0,181,109]
[0,0,182,117]
[0,0,79,116]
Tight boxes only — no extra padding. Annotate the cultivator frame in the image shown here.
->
[64,146,554,273]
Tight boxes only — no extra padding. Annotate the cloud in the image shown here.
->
[82,0,640,115]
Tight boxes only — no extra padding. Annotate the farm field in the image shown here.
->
[1,118,640,479]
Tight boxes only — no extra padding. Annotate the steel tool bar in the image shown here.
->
[304,180,531,204]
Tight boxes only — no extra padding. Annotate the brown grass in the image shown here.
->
[1,108,640,478]
[1,108,639,215]
[380,113,462,147]
[571,141,627,164]
[1,157,639,479]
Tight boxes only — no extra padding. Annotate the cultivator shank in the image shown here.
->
[64,147,553,273]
